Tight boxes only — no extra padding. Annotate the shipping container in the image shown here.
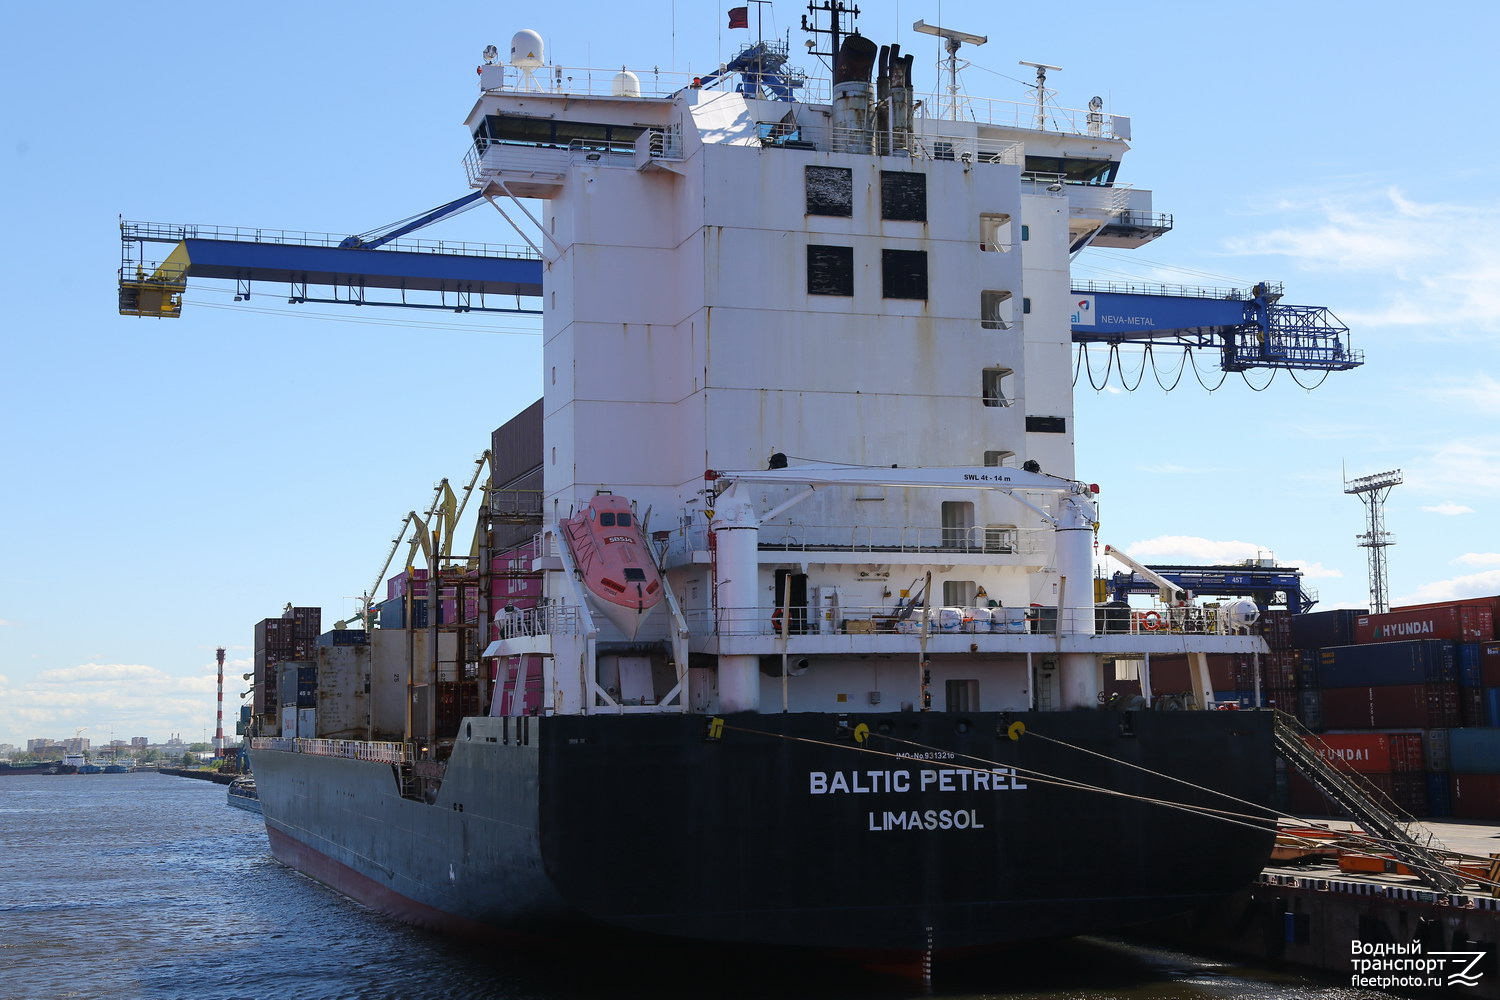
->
[1457,643,1483,687]
[1483,642,1500,687]
[1303,732,1424,773]
[1317,683,1462,729]
[1450,772,1500,821]
[1424,772,1452,817]
[1355,605,1493,645]
[1314,640,1456,689]
[280,704,297,738]
[491,398,544,489]
[297,708,317,739]
[1448,728,1500,775]
[1257,609,1294,651]
[1461,688,1486,727]
[387,569,430,602]
[1489,687,1500,728]
[1287,770,1426,817]
[1298,689,1322,728]
[316,629,369,647]
[1424,728,1450,772]
[1290,608,1366,650]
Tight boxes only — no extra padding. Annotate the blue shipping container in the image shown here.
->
[1488,687,1500,728]
[1315,640,1456,689]
[1459,643,1484,687]
[1448,728,1500,775]
[1425,771,1452,817]
[316,629,370,647]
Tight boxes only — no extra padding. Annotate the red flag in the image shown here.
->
[727,6,749,29]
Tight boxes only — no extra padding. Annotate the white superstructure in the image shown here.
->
[470,19,1260,718]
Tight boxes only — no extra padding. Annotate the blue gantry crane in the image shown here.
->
[118,193,542,319]
[1070,280,1360,374]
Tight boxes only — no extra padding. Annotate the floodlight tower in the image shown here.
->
[1345,469,1402,614]
[912,20,986,121]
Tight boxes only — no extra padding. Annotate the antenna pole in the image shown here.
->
[1019,61,1063,130]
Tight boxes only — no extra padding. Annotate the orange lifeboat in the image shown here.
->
[560,494,663,639]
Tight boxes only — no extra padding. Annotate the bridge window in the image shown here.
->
[942,581,976,607]
[882,249,928,299]
[1026,415,1066,433]
[808,245,854,296]
[881,171,926,222]
[982,368,1013,407]
[981,291,1014,330]
[1022,156,1119,186]
[474,114,645,153]
[980,213,1012,251]
[806,166,853,216]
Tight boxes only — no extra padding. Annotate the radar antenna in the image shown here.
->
[913,20,986,122]
[1019,60,1062,130]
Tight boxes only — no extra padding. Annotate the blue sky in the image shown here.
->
[2,1,1496,746]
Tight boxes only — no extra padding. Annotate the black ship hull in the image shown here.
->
[251,710,1275,954]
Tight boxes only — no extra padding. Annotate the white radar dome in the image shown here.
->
[1218,598,1261,631]
[611,69,641,98]
[511,30,544,68]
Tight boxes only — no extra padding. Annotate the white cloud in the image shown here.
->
[1454,553,1500,567]
[1125,535,1269,564]
[39,663,163,684]
[1284,560,1344,580]
[1224,187,1500,337]
[1,661,231,744]
[1392,569,1500,608]
[1422,502,1476,516]
[0,618,16,627]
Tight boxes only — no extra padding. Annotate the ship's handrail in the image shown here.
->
[120,219,538,261]
[674,603,1247,638]
[250,737,409,763]
[478,64,1128,139]
[663,521,1048,564]
[1071,279,1285,301]
[497,603,586,638]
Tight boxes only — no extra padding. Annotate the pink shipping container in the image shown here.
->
[1316,683,1462,729]
[1355,605,1493,644]
[387,569,430,601]
[1302,732,1424,774]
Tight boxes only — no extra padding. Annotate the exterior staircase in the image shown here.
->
[1274,709,1465,892]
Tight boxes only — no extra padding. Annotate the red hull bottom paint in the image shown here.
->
[265,825,953,974]
[265,826,499,941]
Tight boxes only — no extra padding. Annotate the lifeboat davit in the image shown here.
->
[560,494,663,639]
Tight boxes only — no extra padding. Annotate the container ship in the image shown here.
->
[245,5,1290,960]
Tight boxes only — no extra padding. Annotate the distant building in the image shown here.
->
[130,737,149,748]
[64,737,91,753]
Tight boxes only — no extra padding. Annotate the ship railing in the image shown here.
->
[692,604,1246,638]
[248,736,408,762]
[919,94,1130,140]
[662,522,1047,563]
[474,64,1128,139]
[497,603,586,638]
[488,487,544,520]
[789,125,1021,165]
[119,219,537,261]
[1070,278,1284,301]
